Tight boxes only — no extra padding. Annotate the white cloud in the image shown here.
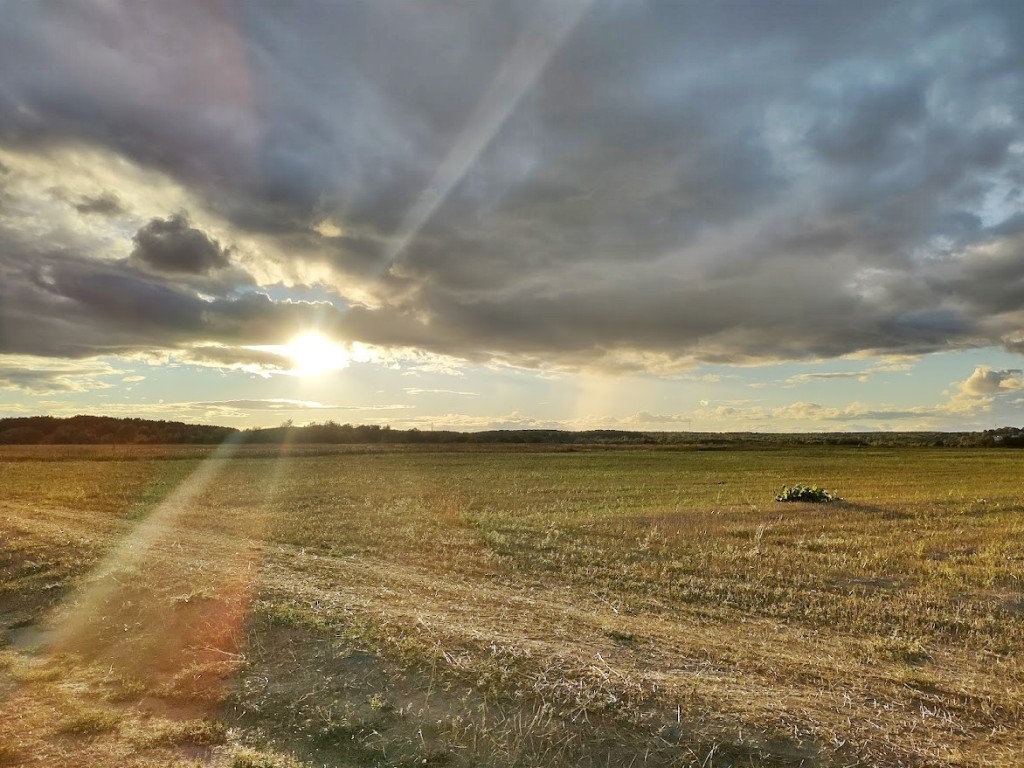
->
[960,366,1024,396]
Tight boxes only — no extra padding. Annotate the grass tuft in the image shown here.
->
[774,483,839,503]
[130,717,228,747]
[55,707,121,736]
[231,746,308,768]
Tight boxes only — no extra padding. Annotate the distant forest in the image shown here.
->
[0,415,236,445]
[2,415,1024,448]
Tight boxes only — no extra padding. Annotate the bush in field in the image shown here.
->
[775,484,838,503]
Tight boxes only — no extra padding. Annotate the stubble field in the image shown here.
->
[0,443,1022,767]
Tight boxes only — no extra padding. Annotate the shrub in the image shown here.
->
[775,484,838,503]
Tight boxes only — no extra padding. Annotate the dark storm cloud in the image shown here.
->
[130,213,230,275]
[0,0,1022,368]
[381,273,975,367]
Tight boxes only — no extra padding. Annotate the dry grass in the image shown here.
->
[1,444,1022,766]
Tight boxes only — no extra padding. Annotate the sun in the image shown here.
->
[280,332,351,376]
[244,331,371,376]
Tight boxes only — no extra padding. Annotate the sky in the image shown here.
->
[0,0,1022,432]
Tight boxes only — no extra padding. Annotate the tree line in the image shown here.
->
[1,415,1021,448]
[0,415,235,445]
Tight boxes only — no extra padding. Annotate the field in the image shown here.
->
[1,443,1022,767]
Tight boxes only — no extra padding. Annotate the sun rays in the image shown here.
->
[384,0,593,268]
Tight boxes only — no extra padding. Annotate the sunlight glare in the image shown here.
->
[282,332,351,376]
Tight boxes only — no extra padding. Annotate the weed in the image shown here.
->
[775,483,839,503]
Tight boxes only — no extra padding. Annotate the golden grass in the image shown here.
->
[1,444,1022,766]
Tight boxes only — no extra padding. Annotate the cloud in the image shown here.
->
[0,1,1022,374]
[807,76,929,167]
[0,354,122,394]
[189,399,411,412]
[768,402,934,423]
[779,361,913,386]
[180,345,292,375]
[960,366,1024,396]
[0,245,344,364]
[404,388,478,397]
[396,390,989,432]
[73,191,126,216]
[782,372,870,385]
[130,213,231,275]
[677,374,725,384]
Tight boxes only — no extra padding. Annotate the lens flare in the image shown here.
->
[39,434,297,714]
